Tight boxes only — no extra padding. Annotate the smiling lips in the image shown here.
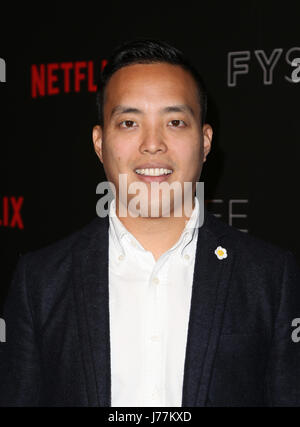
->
[136,167,172,176]
[134,165,173,182]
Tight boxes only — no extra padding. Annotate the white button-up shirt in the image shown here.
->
[108,197,200,407]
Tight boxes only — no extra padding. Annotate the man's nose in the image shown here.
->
[139,127,167,155]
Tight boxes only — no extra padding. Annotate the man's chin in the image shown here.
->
[126,199,185,219]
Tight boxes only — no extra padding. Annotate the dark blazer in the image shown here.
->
[0,210,300,407]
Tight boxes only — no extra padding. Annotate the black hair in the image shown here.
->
[96,39,207,126]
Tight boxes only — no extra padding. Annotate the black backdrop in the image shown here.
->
[1,2,299,310]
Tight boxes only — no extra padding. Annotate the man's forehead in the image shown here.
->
[111,61,190,76]
[106,63,197,92]
[110,104,196,118]
[103,63,200,119]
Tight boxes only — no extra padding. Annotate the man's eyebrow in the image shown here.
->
[110,105,143,117]
[110,104,195,118]
[161,104,195,117]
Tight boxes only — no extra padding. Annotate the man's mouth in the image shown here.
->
[134,167,173,183]
[135,168,173,176]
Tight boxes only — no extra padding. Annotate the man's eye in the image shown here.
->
[168,120,186,127]
[119,120,137,128]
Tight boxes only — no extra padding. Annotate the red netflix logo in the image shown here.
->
[0,197,24,229]
[31,59,107,98]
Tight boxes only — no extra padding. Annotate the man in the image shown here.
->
[0,39,300,407]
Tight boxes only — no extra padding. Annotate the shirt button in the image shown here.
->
[131,241,137,248]
[150,335,160,342]
[151,386,160,398]
[118,254,125,261]
[184,254,190,260]
[152,277,159,284]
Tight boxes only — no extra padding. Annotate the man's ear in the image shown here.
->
[202,124,213,163]
[92,125,104,163]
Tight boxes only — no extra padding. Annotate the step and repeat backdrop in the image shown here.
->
[0,2,299,309]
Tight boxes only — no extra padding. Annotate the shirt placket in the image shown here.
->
[142,259,167,406]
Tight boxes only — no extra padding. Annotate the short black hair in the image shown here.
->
[96,39,207,126]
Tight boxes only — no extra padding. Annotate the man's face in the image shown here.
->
[93,62,212,218]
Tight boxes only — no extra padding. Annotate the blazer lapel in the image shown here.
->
[181,211,236,406]
[72,216,111,407]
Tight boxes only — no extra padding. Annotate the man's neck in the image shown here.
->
[115,201,195,261]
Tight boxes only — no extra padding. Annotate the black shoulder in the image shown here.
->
[205,211,297,275]
[21,216,108,277]
[206,211,289,254]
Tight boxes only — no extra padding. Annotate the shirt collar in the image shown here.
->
[108,198,129,256]
[171,195,200,257]
[109,196,200,258]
